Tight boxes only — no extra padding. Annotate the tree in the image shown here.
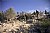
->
[17,12,19,14]
[45,10,47,14]
[32,11,36,15]
[0,11,6,22]
[36,10,39,19]
[0,12,3,21]
[5,8,16,20]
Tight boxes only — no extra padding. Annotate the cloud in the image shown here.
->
[27,10,36,13]
[45,7,50,11]
[45,7,49,10]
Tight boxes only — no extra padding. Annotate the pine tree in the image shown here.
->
[36,10,39,19]
[5,8,16,20]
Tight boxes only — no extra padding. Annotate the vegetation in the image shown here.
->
[36,10,39,19]
[5,8,16,19]
[0,8,50,33]
[40,18,50,27]
[0,8,16,23]
[0,11,7,22]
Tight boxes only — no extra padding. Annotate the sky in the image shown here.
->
[0,0,50,12]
